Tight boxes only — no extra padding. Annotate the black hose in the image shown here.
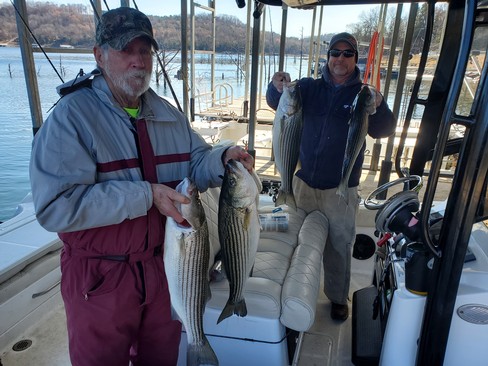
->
[88,0,101,21]
[132,0,182,112]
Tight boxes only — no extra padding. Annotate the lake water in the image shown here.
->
[0,46,307,221]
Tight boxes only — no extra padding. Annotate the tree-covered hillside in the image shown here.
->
[0,2,306,54]
[1,2,464,57]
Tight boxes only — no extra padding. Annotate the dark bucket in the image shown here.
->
[405,242,432,295]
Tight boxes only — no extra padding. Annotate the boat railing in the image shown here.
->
[194,83,235,119]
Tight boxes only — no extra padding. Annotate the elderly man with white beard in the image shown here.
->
[29,7,253,366]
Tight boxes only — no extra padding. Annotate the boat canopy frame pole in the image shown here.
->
[370,4,387,88]
[181,0,189,118]
[190,0,196,121]
[394,2,436,179]
[408,0,466,178]
[14,0,43,136]
[278,3,288,72]
[258,6,266,112]
[243,1,252,117]
[307,8,317,78]
[89,0,102,26]
[372,3,399,172]
[210,1,216,108]
[376,3,418,198]
[369,3,387,171]
[312,6,324,79]
[189,0,216,121]
[247,1,265,159]
[382,4,403,105]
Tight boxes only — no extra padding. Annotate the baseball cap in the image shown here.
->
[95,7,159,51]
[329,32,358,52]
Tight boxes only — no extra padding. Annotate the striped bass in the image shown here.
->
[272,80,303,210]
[336,85,377,204]
[217,159,261,324]
[164,178,219,366]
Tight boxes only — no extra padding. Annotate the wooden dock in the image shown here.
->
[193,95,276,124]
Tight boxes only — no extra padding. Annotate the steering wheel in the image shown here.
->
[364,175,423,210]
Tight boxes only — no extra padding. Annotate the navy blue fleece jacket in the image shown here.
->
[266,65,396,190]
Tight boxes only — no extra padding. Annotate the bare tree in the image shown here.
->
[155,48,180,88]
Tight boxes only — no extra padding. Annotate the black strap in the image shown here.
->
[57,69,101,96]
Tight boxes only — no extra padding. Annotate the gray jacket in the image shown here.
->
[30,72,228,234]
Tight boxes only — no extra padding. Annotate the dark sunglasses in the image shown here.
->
[329,49,356,58]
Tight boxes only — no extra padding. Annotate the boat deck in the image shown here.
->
[0,258,374,366]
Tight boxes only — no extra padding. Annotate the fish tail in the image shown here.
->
[187,338,219,366]
[336,181,349,205]
[275,189,297,210]
[217,299,247,324]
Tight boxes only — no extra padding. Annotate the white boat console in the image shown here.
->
[353,178,488,366]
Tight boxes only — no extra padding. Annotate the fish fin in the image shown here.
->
[243,208,250,230]
[250,168,263,192]
[275,189,297,210]
[170,305,182,322]
[187,339,219,366]
[205,281,212,305]
[217,299,247,324]
[336,181,349,205]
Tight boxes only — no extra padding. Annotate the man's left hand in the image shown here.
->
[223,145,254,172]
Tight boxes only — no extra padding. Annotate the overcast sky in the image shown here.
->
[38,0,384,38]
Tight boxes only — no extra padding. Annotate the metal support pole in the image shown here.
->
[307,8,316,78]
[247,2,265,159]
[313,6,323,79]
[278,4,288,71]
[243,0,252,117]
[190,0,196,121]
[181,0,189,118]
[14,0,43,136]
[371,3,394,172]
[93,0,102,22]
[377,3,418,198]
[258,6,266,111]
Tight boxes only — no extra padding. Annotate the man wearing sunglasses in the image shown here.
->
[266,32,395,321]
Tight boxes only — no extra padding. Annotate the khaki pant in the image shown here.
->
[293,176,360,304]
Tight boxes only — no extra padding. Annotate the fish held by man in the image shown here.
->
[217,159,261,324]
[164,178,219,366]
[272,80,303,210]
[336,85,377,204]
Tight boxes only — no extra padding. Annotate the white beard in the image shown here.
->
[104,65,151,98]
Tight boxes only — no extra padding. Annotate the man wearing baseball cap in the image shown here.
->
[30,7,252,366]
[328,32,359,60]
[95,6,160,51]
[267,32,396,321]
